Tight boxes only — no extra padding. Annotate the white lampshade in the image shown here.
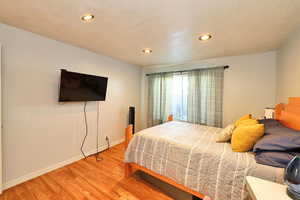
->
[264,108,275,119]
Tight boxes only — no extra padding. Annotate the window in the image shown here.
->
[148,67,224,128]
[171,73,188,121]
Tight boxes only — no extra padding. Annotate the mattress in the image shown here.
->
[125,121,284,200]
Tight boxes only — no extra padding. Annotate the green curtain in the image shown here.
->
[187,67,224,127]
[147,73,173,127]
[147,67,224,127]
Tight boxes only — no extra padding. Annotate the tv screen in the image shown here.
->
[59,70,108,102]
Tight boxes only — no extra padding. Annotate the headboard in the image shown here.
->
[275,97,300,130]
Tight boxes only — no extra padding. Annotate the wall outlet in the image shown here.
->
[105,136,110,149]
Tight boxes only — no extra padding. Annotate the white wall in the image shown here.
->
[0,23,141,188]
[141,51,277,128]
[276,27,300,103]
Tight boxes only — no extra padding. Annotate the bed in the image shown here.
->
[124,98,300,200]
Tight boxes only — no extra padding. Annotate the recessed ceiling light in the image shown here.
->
[142,48,152,54]
[199,34,212,41]
[81,14,95,22]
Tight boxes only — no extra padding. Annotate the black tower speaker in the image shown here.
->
[129,106,135,134]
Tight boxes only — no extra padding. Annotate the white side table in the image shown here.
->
[246,176,292,200]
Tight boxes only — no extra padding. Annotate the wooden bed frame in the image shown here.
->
[124,97,300,200]
[275,97,300,130]
[124,114,205,199]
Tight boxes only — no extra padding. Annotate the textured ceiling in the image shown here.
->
[0,0,300,66]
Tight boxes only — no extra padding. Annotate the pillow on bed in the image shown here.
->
[234,114,252,127]
[253,121,300,168]
[235,119,258,127]
[255,151,300,168]
[216,124,235,142]
[253,123,300,152]
[231,124,264,152]
[279,111,300,131]
[258,119,281,129]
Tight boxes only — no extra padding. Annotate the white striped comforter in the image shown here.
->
[125,121,284,200]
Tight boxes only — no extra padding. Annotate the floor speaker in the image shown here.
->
[129,106,135,134]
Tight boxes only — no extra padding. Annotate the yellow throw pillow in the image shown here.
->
[231,124,264,152]
[235,119,258,127]
[234,114,252,127]
[216,124,235,143]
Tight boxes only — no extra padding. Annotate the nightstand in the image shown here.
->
[246,176,292,200]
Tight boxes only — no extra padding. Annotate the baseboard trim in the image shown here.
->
[3,139,124,190]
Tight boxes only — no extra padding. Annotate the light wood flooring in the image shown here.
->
[0,143,173,200]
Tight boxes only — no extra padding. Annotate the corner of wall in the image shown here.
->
[275,26,300,104]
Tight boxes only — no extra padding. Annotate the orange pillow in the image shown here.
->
[280,111,300,131]
[235,119,258,127]
[231,124,264,152]
[234,114,252,127]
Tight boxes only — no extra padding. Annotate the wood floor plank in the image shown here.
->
[23,178,52,200]
[0,143,172,200]
[68,163,120,199]
[14,184,38,200]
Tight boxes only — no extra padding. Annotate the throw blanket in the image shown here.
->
[125,121,284,200]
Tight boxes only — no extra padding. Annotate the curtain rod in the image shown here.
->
[145,65,229,76]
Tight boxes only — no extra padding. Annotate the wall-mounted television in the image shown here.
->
[59,69,108,102]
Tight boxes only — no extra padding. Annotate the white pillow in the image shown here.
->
[216,124,235,143]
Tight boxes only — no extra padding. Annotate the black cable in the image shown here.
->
[95,101,102,161]
[80,101,88,158]
[96,101,99,158]
[106,136,110,150]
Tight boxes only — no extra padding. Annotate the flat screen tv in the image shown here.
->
[59,69,108,102]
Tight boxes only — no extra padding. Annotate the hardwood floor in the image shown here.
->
[0,143,173,200]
